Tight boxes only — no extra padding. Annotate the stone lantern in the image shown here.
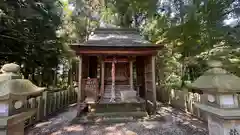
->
[0,63,45,135]
[190,60,240,135]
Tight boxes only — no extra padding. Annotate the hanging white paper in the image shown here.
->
[220,95,234,105]
[0,104,8,113]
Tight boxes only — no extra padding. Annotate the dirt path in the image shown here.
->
[26,104,208,135]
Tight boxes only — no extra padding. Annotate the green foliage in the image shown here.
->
[0,0,65,86]
[2,0,240,91]
[101,0,158,27]
[141,0,240,89]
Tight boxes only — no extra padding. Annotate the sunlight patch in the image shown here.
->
[90,130,101,135]
[125,130,137,135]
[35,121,52,127]
[63,125,84,132]
[105,126,117,131]
[115,123,125,127]
[50,130,62,135]
[142,121,159,129]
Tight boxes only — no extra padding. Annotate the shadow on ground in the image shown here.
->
[26,104,208,135]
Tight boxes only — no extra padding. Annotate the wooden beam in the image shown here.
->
[104,57,129,63]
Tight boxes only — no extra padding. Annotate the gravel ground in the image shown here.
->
[26,104,208,135]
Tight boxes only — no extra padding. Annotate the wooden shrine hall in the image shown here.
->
[70,27,162,120]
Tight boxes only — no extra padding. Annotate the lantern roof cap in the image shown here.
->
[189,60,240,93]
[0,79,45,100]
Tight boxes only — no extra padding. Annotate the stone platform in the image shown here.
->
[82,97,147,123]
[80,85,147,123]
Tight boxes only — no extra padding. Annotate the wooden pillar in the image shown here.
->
[100,58,105,96]
[129,59,133,90]
[69,59,73,89]
[110,57,116,102]
[151,55,157,110]
[78,56,82,102]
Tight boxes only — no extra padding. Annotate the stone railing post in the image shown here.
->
[42,91,48,117]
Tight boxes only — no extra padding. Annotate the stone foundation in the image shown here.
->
[120,91,137,101]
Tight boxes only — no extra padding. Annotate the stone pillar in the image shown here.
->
[100,58,105,96]
[77,56,82,102]
[129,60,133,90]
[151,56,157,111]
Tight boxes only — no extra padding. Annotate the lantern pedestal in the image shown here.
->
[196,103,240,135]
[0,110,36,135]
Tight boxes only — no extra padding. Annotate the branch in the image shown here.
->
[0,52,19,55]
[0,34,22,41]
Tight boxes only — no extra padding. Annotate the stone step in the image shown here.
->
[104,85,131,89]
[90,98,146,113]
[103,93,121,97]
[76,116,143,124]
[103,94,121,97]
[100,98,122,103]
[103,91,121,94]
[102,97,121,99]
[104,90,132,93]
[103,90,122,93]
[89,111,147,117]
[104,88,132,91]
[104,89,134,92]
[87,111,148,123]
[101,97,121,99]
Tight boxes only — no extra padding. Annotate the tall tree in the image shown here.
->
[0,0,65,86]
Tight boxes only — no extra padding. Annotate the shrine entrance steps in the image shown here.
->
[101,84,133,102]
[78,85,148,123]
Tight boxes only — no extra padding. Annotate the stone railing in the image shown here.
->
[157,87,208,122]
[24,88,78,127]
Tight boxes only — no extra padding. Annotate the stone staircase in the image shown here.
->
[79,85,148,123]
[101,85,133,102]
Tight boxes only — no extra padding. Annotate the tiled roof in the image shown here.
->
[74,28,156,47]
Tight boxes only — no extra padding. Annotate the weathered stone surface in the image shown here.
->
[192,60,240,135]
[0,79,45,98]
[1,63,20,73]
[0,63,44,135]
[189,60,240,93]
[120,91,137,101]
[0,63,22,82]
